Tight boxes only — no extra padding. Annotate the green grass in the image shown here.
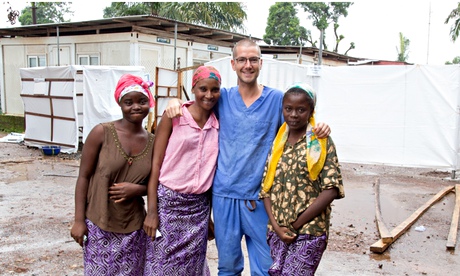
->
[0,115,25,133]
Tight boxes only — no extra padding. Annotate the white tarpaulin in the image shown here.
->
[206,57,460,170]
[20,66,82,153]
[206,56,317,92]
[82,66,146,142]
[20,66,148,151]
[154,67,179,128]
[318,65,460,170]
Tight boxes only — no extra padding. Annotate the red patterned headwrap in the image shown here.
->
[192,66,221,88]
[114,74,155,108]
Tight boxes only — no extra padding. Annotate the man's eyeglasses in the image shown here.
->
[234,57,260,65]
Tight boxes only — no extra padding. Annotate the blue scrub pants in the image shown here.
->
[212,195,272,276]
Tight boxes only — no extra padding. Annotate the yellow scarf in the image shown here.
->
[261,114,327,193]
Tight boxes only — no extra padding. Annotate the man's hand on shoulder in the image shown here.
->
[165,98,183,118]
[314,122,331,139]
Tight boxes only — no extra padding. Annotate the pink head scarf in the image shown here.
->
[114,74,155,108]
[192,66,222,88]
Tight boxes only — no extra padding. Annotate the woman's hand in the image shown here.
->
[70,220,88,247]
[274,225,297,244]
[108,182,144,203]
[143,212,159,241]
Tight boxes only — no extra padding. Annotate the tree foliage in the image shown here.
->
[103,2,247,33]
[445,56,460,64]
[263,2,311,46]
[396,32,410,62]
[5,2,20,25]
[295,2,354,53]
[103,2,162,17]
[18,2,73,25]
[445,3,460,42]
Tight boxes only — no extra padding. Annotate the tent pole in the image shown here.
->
[454,105,460,179]
[57,26,60,66]
[174,23,177,70]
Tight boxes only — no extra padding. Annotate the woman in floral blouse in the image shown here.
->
[259,82,345,276]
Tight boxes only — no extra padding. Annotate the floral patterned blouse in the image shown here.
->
[259,135,345,237]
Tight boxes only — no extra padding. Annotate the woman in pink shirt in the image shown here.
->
[143,66,221,275]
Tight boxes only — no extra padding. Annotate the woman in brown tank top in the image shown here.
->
[70,74,155,275]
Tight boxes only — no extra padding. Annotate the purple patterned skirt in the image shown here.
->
[267,230,327,276]
[84,219,147,276]
[144,184,211,276]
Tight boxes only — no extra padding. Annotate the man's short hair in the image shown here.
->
[232,38,261,58]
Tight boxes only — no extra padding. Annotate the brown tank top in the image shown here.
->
[85,122,154,233]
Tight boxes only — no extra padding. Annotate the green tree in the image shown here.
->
[103,2,162,17]
[445,56,460,64]
[344,42,355,56]
[445,3,460,42]
[263,2,311,46]
[103,2,247,33]
[18,2,73,25]
[295,2,354,53]
[396,32,410,62]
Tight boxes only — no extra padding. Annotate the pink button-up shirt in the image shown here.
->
[159,101,219,194]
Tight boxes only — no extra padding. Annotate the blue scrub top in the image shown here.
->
[212,85,284,200]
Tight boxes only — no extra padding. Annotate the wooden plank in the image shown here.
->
[42,173,77,178]
[446,184,460,249]
[370,185,454,253]
[0,158,35,164]
[374,178,393,243]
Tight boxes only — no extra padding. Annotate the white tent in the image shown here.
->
[207,57,460,171]
[20,66,147,152]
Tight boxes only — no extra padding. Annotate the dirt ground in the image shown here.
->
[1,133,459,275]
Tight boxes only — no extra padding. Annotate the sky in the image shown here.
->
[1,1,459,65]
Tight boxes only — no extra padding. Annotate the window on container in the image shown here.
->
[28,55,46,67]
[78,54,100,65]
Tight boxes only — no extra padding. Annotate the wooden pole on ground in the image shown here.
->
[446,184,460,249]
[374,178,393,243]
[370,185,454,253]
